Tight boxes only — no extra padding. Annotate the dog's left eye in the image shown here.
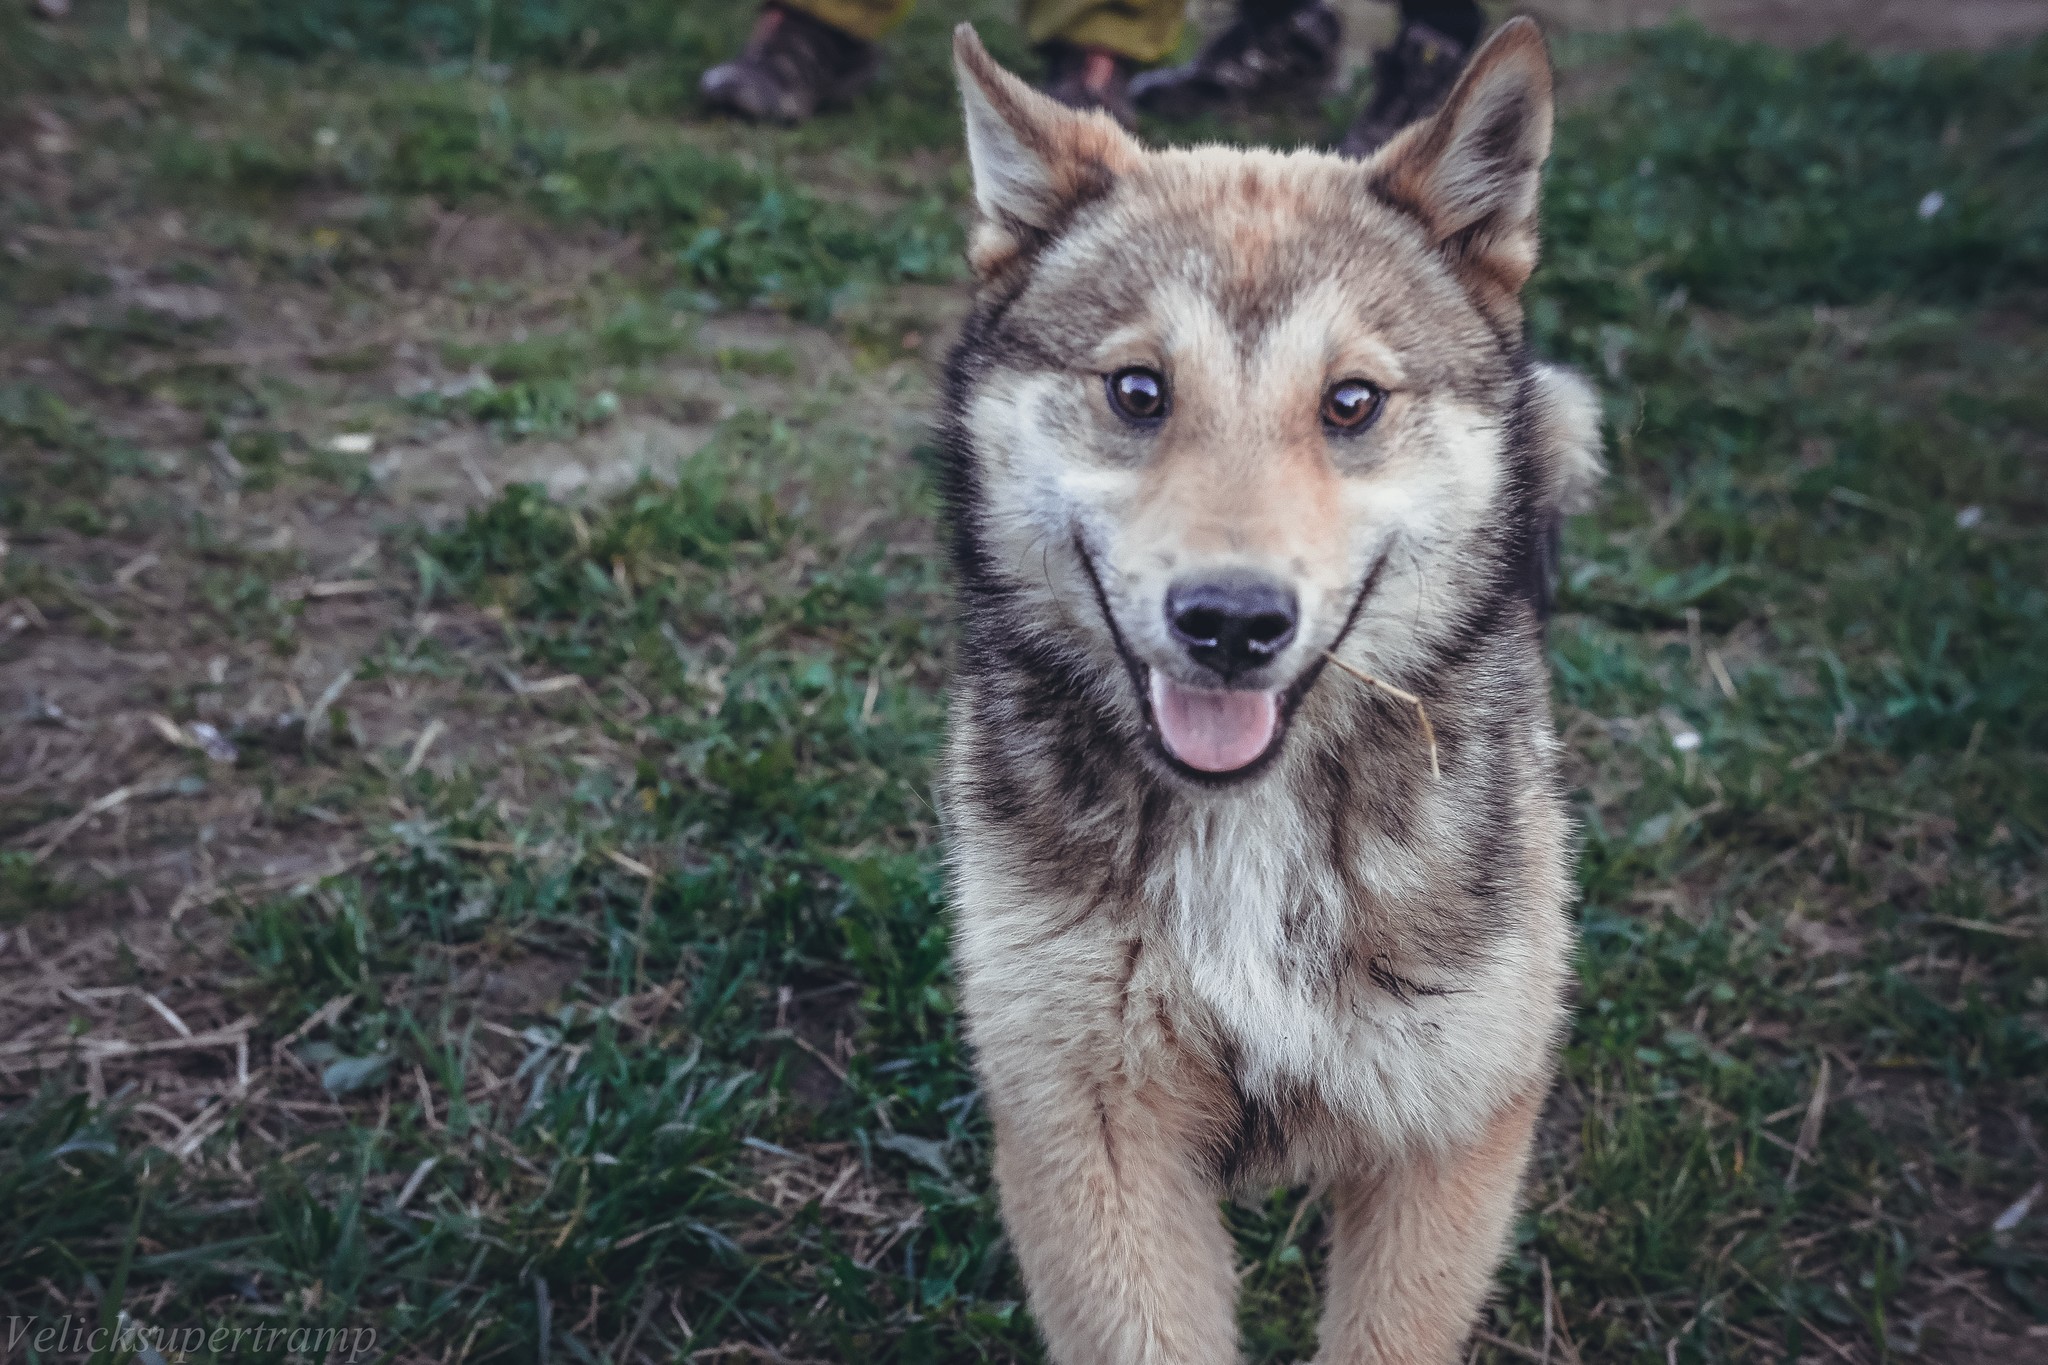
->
[1106,367,1168,423]
[1322,379,1384,432]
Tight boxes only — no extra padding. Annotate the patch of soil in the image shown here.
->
[423,208,639,286]
[494,415,721,501]
[0,193,632,1116]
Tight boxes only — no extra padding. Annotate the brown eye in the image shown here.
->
[1322,379,1384,431]
[1106,367,1168,423]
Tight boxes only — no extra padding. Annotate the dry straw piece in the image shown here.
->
[1322,651,1440,778]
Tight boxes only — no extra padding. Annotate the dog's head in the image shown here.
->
[943,20,1601,786]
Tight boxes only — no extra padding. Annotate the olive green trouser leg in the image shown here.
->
[1020,0,1184,63]
[774,0,1187,63]
[776,0,913,43]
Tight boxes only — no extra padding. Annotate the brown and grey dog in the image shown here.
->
[935,18,1602,1364]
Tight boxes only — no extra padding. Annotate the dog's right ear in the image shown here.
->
[953,24,1139,277]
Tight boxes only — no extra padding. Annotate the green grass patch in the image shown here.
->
[1541,27,2048,310]
[0,385,147,536]
[151,78,966,319]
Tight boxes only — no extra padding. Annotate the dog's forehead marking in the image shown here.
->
[1137,151,1413,341]
[1028,165,1476,387]
[1255,281,1411,389]
[1082,274,1411,398]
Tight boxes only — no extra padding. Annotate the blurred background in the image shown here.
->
[2,2,2046,1362]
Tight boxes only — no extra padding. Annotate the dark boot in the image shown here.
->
[1040,42,1139,131]
[1130,2,1340,121]
[699,5,879,125]
[1338,16,1474,158]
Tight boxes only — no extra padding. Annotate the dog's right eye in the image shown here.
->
[1106,367,1168,423]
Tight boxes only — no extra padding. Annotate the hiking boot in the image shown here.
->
[699,5,878,125]
[1040,43,1139,130]
[1129,2,1340,121]
[1338,18,1473,158]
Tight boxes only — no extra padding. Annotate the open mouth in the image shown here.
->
[1146,672,1281,774]
[1072,532,1394,785]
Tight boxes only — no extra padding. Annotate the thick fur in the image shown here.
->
[937,20,1603,1364]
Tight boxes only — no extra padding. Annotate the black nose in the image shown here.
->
[1165,575,1299,680]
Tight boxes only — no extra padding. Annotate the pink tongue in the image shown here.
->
[1149,673,1280,773]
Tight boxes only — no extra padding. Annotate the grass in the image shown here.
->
[1,3,2044,1363]
[0,384,145,536]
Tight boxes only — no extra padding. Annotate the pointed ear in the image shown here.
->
[1367,17,1554,323]
[952,23,1140,277]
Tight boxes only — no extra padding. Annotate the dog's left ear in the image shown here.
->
[953,23,1141,277]
[1367,16,1553,324]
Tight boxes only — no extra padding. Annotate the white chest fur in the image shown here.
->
[1152,796,1563,1152]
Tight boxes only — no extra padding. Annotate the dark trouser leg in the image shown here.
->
[1396,0,1482,47]
[1234,0,1315,22]
[1126,0,1340,119]
[698,1,889,123]
[1338,0,1484,156]
[1236,0,1481,39]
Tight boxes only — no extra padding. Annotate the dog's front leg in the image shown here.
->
[1312,1090,1541,1365]
[983,1052,1241,1365]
